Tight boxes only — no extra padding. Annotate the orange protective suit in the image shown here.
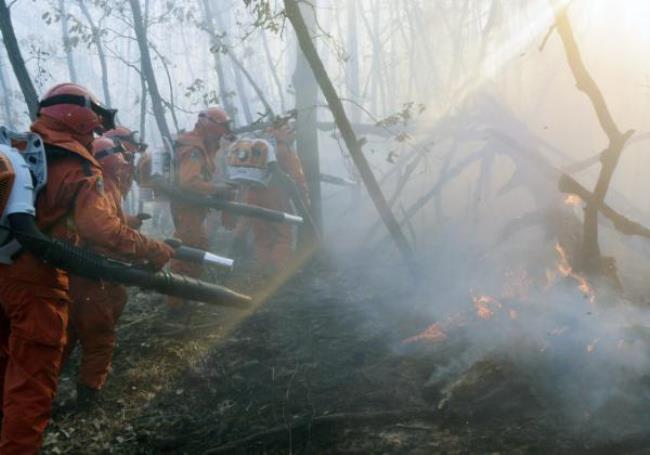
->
[246,142,309,268]
[64,177,129,390]
[167,130,218,310]
[0,117,170,454]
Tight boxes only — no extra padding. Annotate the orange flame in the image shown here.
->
[402,323,447,344]
[472,294,502,319]
[564,194,582,207]
[554,243,596,305]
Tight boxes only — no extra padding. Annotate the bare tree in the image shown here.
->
[284,0,415,270]
[292,1,322,230]
[550,1,634,273]
[77,0,111,106]
[0,0,38,118]
[198,0,236,118]
[58,0,77,83]
[0,50,14,127]
[128,0,172,142]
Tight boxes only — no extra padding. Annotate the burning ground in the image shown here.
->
[47,221,650,453]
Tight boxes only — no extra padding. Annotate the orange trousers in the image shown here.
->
[0,279,69,454]
[247,188,294,268]
[167,207,208,309]
[64,277,127,390]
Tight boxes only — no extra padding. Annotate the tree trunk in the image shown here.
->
[138,0,149,140]
[212,11,254,124]
[59,0,77,83]
[284,0,415,270]
[292,1,322,233]
[128,0,172,142]
[345,0,361,123]
[0,0,38,119]
[78,0,111,106]
[0,50,14,128]
[199,0,236,118]
[261,29,286,112]
[550,1,634,273]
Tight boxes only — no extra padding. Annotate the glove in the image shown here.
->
[145,240,175,271]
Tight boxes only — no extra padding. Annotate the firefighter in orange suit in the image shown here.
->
[0,83,173,454]
[167,107,233,320]
[105,126,148,228]
[63,136,140,407]
[246,125,309,269]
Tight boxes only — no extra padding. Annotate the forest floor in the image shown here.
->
[46,251,650,454]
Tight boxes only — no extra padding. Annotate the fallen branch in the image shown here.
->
[559,175,650,238]
[316,121,402,138]
[203,408,435,453]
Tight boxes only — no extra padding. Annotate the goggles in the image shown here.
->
[38,94,117,132]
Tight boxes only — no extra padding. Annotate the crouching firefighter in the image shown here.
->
[166,107,234,321]
[63,136,144,408]
[0,85,251,454]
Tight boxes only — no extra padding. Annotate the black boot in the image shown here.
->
[76,383,101,410]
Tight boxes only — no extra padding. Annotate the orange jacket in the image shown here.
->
[0,117,164,299]
[174,130,217,195]
[79,175,129,256]
[276,142,309,205]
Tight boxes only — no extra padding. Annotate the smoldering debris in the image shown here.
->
[396,228,650,443]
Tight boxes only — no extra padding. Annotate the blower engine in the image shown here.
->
[226,138,276,187]
[0,127,250,308]
[226,137,319,236]
[0,127,47,263]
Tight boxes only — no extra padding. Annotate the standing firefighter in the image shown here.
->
[63,136,140,407]
[104,127,147,195]
[0,83,173,453]
[167,107,233,320]
[105,126,148,229]
[245,126,310,270]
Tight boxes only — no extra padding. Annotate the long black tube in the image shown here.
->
[164,239,234,269]
[269,164,321,240]
[151,177,303,225]
[8,213,251,308]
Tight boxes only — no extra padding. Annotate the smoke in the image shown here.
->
[318,79,650,443]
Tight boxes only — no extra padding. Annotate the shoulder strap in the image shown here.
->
[45,144,94,177]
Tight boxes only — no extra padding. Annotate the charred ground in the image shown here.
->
[48,248,650,454]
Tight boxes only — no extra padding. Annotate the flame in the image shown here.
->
[472,294,502,319]
[564,194,582,207]
[402,323,447,344]
[554,243,596,304]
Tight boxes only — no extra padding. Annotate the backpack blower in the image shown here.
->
[0,127,250,308]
